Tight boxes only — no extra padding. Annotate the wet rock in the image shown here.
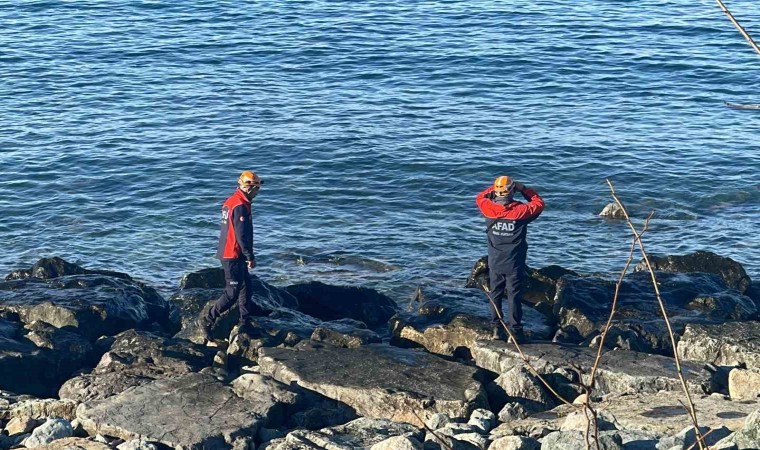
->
[677,322,760,368]
[714,408,760,450]
[490,436,541,450]
[465,256,578,306]
[76,373,287,449]
[285,281,396,328]
[390,285,553,357]
[179,268,226,289]
[265,417,423,450]
[310,325,381,348]
[23,419,73,448]
[59,330,215,402]
[540,431,623,450]
[258,342,489,426]
[553,271,756,354]
[5,257,134,282]
[728,368,760,401]
[636,251,752,294]
[170,275,299,344]
[30,437,112,450]
[471,341,709,396]
[599,203,626,219]
[0,274,170,341]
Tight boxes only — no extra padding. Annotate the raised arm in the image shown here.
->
[476,186,544,220]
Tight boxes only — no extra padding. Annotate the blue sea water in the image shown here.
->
[0,0,758,300]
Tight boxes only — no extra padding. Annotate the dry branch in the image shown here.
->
[715,0,760,54]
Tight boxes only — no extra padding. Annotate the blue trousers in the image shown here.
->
[488,268,524,329]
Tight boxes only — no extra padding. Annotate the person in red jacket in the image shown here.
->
[200,170,261,341]
[476,175,544,343]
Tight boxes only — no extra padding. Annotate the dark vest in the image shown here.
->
[485,194,533,271]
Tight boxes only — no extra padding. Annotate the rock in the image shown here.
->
[179,268,226,289]
[29,437,112,450]
[170,275,300,344]
[270,418,423,450]
[498,402,530,423]
[487,367,555,414]
[468,408,496,433]
[540,431,623,450]
[284,281,397,328]
[76,373,291,449]
[636,251,752,294]
[612,430,662,450]
[390,285,554,357]
[715,408,760,449]
[5,417,37,436]
[258,342,489,426]
[59,330,215,402]
[599,203,626,219]
[371,435,423,450]
[678,322,760,369]
[656,425,731,450]
[471,341,709,397]
[116,439,160,450]
[1,397,78,422]
[560,410,619,432]
[425,413,451,431]
[310,325,381,348]
[231,374,300,407]
[0,272,170,341]
[465,257,578,307]
[554,272,757,355]
[490,436,541,450]
[728,368,760,401]
[23,419,73,448]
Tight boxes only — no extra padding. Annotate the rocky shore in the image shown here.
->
[1,252,758,450]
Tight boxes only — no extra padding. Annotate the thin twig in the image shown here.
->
[606,178,706,450]
[715,0,760,54]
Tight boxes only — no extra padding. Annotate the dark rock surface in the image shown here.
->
[284,281,397,328]
[5,257,131,282]
[677,322,760,369]
[636,251,752,294]
[258,342,489,426]
[554,271,757,354]
[310,324,381,348]
[465,256,578,306]
[59,330,215,402]
[76,373,285,450]
[0,275,170,341]
[471,341,710,396]
[170,274,299,343]
[390,285,553,357]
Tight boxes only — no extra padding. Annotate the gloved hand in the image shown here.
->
[514,181,525,192]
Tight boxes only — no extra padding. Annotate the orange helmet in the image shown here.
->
[238,171,261,192]
[493,175,515,196]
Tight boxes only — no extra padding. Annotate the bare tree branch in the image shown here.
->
[715,0,760,54]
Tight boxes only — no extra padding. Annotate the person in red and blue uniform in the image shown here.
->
[476,176,544,343]
[200,171,261,340]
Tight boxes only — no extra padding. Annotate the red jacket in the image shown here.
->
[476,186,544,220]
[216,189,254,261]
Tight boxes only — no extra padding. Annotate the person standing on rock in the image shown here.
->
[200,171,262,341]
[476,176,544,343]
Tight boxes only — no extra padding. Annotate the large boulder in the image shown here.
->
[0,318,93,397]
[262,417,423,450]
[465,256,578,306]
[76,373,293,449]
[635,251,752,294]
[284,281,397,328]
[0,271,170,340]
[5,257,132,282]
[715,408,760,450]
[170,273,299,344]
[553,271,757,354]
[0,395,77,422]
[22,418,73,448]
[471,341,710,396]
[677,322,760,369]
[30,438,112,450]
[540,431,623,450]
[728,368,760,401]
[59,330,215,402]
[258,342,489,426]
[390,285,554,357]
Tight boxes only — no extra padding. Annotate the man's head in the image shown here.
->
[238,171,262,199]
[493,175,515,197]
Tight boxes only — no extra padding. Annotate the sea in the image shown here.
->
[1,0,758,301]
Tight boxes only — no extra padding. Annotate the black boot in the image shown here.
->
[507,327,529,345]
[492,325,507,341]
